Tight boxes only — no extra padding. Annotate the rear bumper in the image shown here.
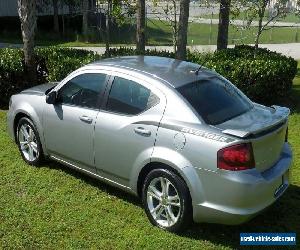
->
[192,143,292,224]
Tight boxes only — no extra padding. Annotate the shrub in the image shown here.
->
[192,45,298,104]
[0,45,297,109]
[0,47,100,108]
[0,48,47,108]
[36,47,101,81]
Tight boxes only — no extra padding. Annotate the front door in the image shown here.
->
[44,72,108,172]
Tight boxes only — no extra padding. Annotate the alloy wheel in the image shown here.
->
[146,177,181,227]
[18,124,39,162]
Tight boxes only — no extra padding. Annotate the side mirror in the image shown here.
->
[46,91,57,104]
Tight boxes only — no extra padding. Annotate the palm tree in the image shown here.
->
[53,0,59,33]
[136,0,146,54]
[82,0,89,41]
[217,0,231,50]
[18,0,37,82]
[176,0,190,60]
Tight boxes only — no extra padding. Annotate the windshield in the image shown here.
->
[177,77,253,125]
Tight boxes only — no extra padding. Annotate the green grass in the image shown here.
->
[1,19,300,47]
[0,63,300,249]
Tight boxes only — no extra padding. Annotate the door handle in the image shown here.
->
[134,127,151,137]
[79,115,93,124]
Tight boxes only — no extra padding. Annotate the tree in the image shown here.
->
[217,0,231,50]
[176,0,190,60]
[239,0,289,48]
[95,0,134,55]
[105,0,112,55]
[136,0,146,53]
[151,0,179,54]
[82,0,89,41]
[18,0,37,82]
[53,0,60,33]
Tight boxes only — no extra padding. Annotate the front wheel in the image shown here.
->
[16,117,44,166]
[142,168,192,232]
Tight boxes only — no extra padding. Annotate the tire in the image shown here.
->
[142,168,192,232]
[16,117,44,166]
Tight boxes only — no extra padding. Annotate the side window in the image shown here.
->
[58,73,107,109]
[106,76,159,115]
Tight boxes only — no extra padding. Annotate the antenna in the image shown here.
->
[195,64,203,75]
[194,58,207,75]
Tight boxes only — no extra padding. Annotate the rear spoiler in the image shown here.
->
[222,105,290,138]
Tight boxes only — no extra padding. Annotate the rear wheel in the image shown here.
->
[142,168,192,232]
[16,117,43,166]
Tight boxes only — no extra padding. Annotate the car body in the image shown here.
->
[7,56,292,231]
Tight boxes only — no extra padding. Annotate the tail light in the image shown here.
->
[217,143,255,171]
[285,127,288,142]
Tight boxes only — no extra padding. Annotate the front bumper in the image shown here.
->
[192,143,292,225]
[7,109,15,141]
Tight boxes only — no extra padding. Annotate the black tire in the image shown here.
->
[142,168,192,232]
[16,117,44,166]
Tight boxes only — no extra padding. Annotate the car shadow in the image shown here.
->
[43,160,299,249]
[44,160,142,207]
[277,67,300,114]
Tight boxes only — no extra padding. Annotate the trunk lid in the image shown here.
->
[216,104,289,172]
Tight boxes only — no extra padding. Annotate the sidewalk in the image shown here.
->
[189,17,300,27]
[1,42,300,59]
[74,43,300,60]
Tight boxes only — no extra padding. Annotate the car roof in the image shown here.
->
[89,56,217,88]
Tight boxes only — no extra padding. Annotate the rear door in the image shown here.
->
[94,74,166,186]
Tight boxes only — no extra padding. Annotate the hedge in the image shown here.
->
[0,47,100,108]
[0,45,297,108]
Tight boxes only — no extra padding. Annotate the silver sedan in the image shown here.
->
[7,56,292,232]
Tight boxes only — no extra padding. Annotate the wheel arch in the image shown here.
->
[13,112,31,142]
[12,107,47,156]
[136,162,188,199]
[135,157,205,209]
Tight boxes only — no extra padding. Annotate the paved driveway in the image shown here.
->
[1,42,300,60]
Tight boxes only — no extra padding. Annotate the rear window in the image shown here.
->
[177,77,253,125]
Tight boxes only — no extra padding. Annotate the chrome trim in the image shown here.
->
[50,155,132,190]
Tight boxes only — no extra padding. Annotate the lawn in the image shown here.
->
[1,19,300,47]
[0,64,299,249]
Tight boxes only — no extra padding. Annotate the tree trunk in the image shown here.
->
[53,0,59,33]
[82,0,89,42]
[176,0,190,60]
[61,1,65,36]
[136,0,146,54]
[255,3,267,49]
[105,0,112,56]
[17,0,37,82]
[255,19,263,49]
[171,0,178,54]
[217,0,231,50]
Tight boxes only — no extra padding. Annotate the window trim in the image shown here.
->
[102,75,160,117]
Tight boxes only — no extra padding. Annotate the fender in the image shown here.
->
[130,146,206,206]
[12,97,48,156]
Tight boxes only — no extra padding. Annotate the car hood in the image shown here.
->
[21,82,58,95]
[216,104,290,138]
